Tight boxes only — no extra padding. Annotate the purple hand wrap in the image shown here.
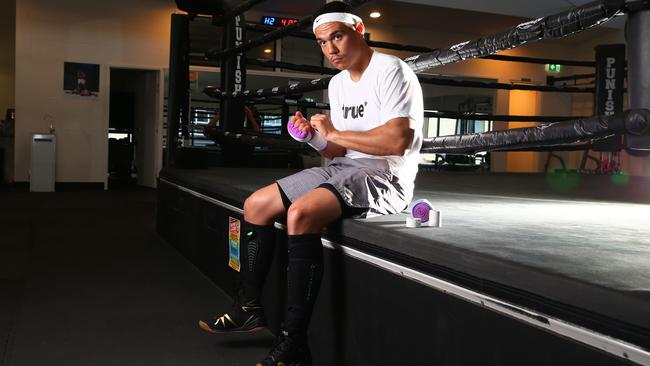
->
[408,199,434,223]
[288,121,313,142]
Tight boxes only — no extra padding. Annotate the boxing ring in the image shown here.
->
[161,0,650,364]
[158,167,650,364]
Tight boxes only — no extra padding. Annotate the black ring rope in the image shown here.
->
[205,0,626,99]
[197,0,649,156]
[244,22,597,66]
[421,109,650,154]
[203,109,650,154]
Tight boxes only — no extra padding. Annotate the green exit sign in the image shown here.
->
[545,64,562,73]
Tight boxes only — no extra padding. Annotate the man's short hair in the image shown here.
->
[312,1,363,33]
[313,1,359,19]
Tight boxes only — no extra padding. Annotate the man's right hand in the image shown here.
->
[287,111,328,151]
[288,111,313,142]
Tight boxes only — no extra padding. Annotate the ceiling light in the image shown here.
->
[369,11,381,18]
[263,48,272,54]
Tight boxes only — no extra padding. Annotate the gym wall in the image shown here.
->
[13,0,176,184]
[0,0,15,115]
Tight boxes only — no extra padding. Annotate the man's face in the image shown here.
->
[314,22,364,70]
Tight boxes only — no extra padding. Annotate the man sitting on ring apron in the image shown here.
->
[199,2,423,365]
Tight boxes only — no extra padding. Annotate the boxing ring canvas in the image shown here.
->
[157,166,650,365]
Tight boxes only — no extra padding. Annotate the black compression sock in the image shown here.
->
[240,221,276,301]
[285,233,324,335]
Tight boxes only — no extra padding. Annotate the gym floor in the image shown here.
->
[0,186,271,366]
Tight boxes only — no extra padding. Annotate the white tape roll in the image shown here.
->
[405,217,421,228]
[428,209,442,227]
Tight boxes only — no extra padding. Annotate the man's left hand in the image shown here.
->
[310,114,337,139]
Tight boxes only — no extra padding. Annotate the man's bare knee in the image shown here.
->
[287,203,326,235]
[287,204,309,229]
[244,186,284,224]
[244,193,268,223]
[243,194,260,214]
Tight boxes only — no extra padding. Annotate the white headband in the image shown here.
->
[312,12,362,33]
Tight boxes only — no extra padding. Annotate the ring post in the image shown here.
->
[166,14,190,166]
[592,44,625,152]
[625,7,650,155]
[220,14,246,133]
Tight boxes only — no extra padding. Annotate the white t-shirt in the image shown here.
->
[328,51,423,196]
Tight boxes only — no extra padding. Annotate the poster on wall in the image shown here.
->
[63,62,100,97]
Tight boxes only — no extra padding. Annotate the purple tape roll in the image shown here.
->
[409,199,434,223]
[288,121,312,142]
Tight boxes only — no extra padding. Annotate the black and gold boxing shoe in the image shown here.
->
[198,298,267,334]
[256,328,312,366]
